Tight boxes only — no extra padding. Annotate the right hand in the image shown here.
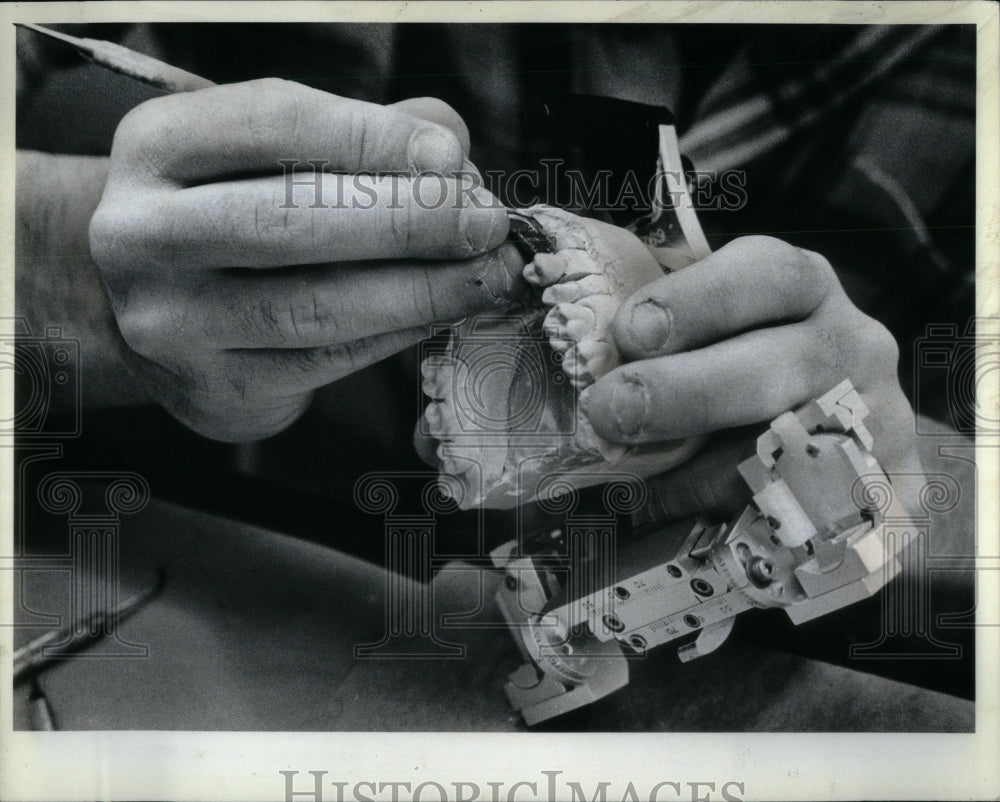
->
[90,78,521,441]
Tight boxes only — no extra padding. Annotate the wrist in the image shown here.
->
[15,150,152,409]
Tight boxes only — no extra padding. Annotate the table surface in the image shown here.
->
[12,422,977,732]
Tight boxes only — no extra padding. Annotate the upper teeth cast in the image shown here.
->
[418,205,698,508]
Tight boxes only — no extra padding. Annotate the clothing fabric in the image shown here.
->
[15,22,976,477]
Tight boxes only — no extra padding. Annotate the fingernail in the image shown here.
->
[461,189,506,252]
[611,378,648,437]
[408,127,463,174]
[629,300,673,353]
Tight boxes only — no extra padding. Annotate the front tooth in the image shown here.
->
[542,274,608,305]
[561,348,581,384]
[523,253,569,287]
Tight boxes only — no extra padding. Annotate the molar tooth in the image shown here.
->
[542,311,564,341]
[544,303,595,343]
[549,338,572,353]
[439,399,461,434]
[423,401,442,430]
[561,348,581,383]
[421,360,456,399]
[437,442,461,476]
[421,354,453,377]
[574,339,618,382]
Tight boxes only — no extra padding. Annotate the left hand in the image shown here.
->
[580,235,924,521]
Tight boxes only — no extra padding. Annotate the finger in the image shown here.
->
[172,245,526,348]
[582,322,852,443]
[613,236,837,361]
[112,78,466,186]
[221,325,429,395]
[166,325,429,442]
[389,97,472,157]
[135,174,508,267]
[156,375,316,444]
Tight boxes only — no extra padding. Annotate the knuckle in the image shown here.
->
[242,78,304,146]
[793,246,836,289]
[410,97,470,148]
[728,234,796,262]
[408,96,463,123]
[87,203,121,267]
[115,286,193,360]
[807,309,901,389]
[283,292,340,345]
[111,96,186,177]
[112,98,163,148]
[858,315,900,370]
[804,322,843,376]
[116,301,167,358]
[89,198,167,268]
[247,76,299,95]
[727,235,836,304]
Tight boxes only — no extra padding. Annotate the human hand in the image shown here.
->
[90,79,520,441]
[580,235,924,521]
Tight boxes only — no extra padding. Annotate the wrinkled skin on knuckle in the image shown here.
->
[811,303,916,472]
[115,292,191,364]
[730,235,835,306]
[387,190,417,254]
[813,300,901,392]
[110,95,191,181]
[88,203,122,271]
[109,100,161,162]
[287,289,340,345]
[860,315,901,377]
[394,96,471,154]
[244,78,302,133]
[90,193,173,276]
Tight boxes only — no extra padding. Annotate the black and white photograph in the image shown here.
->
[3,2,998,800]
